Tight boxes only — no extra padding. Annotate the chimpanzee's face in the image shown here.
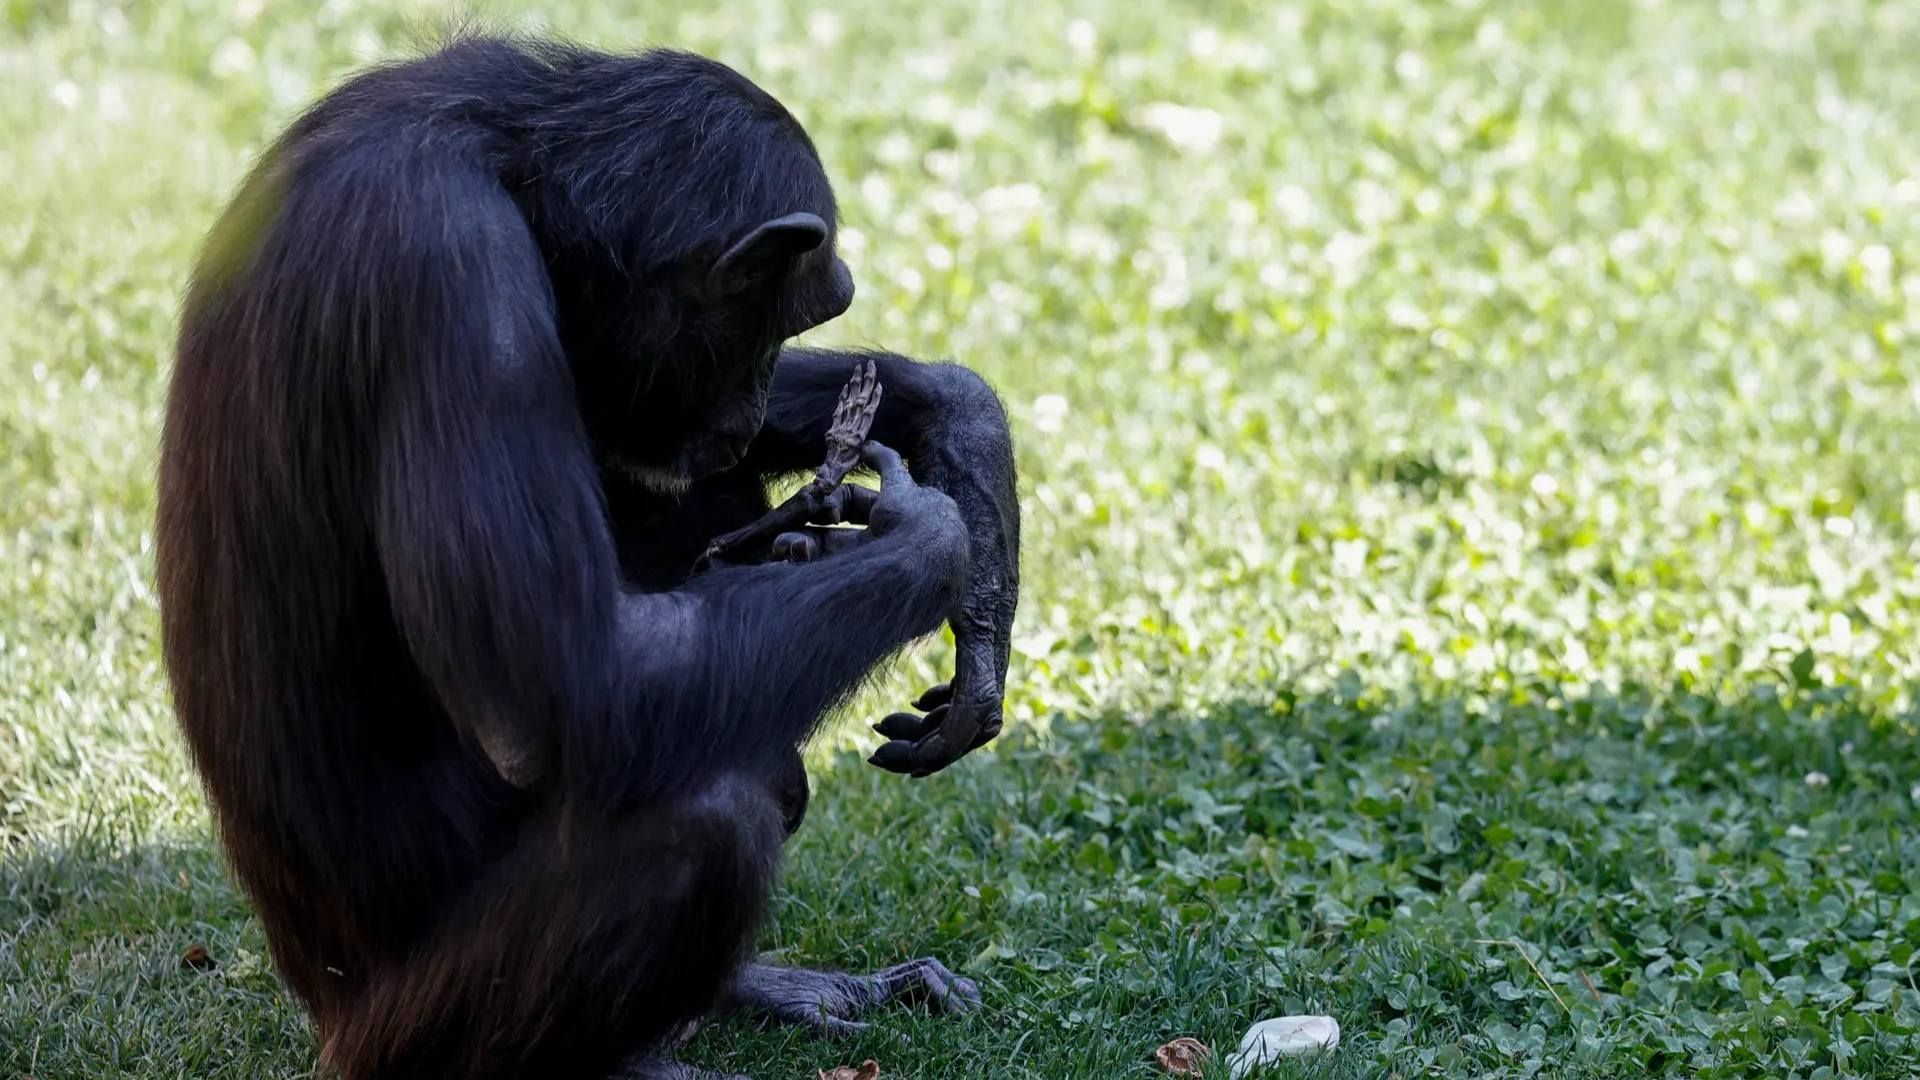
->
[680,248,856,473]
[602,238,855,494]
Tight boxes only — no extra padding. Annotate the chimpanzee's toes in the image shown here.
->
[727,961,976,1039]
[871,957,982,1017]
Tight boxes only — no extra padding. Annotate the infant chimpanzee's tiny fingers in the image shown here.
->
[831,358,880,431]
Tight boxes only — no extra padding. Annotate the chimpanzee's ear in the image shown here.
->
[709,212,830,296]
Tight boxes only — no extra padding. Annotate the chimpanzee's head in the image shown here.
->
[541,51,856,494]
[657,205,857,485]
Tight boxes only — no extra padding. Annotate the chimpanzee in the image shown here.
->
[156,36,1019,1080]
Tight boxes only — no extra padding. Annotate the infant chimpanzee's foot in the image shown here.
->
[727,960,981,1037]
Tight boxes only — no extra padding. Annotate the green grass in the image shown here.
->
[4,0,1919,1076]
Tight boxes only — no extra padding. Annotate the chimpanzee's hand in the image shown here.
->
[869,589,1008,777]
[860,440,1008,779]
[869,675,1003,778]
[859,442,965,547]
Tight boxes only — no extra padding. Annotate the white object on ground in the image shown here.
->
[1226,1015,1340,1076]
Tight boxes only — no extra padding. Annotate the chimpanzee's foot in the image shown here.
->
[727,960,982,1037]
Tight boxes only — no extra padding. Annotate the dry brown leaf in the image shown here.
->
[816,1060,880,1080]
[1154,1037,1213,1075]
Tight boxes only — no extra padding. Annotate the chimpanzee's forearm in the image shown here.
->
[747,346,1020,774]
[617,444,970,785]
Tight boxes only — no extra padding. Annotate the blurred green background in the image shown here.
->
[3,0,1918,1076]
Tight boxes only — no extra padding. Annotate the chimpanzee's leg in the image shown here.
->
[318,774,787,1080]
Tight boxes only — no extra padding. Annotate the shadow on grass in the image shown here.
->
[0,835,316,1079]
[5,678,1917,1078]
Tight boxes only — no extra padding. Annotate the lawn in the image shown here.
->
[3,0,1919,1076]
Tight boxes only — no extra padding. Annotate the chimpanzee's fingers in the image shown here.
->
[814,483,878,526]
[952,975,984,1010]
[770,531,820,563]
[872,714,924,741]
[872,704,946,741]
[867,740,918,772]
[840,482,879,522]
[872,734,964,775]
[871,701,995,776]
[870,958,982,1016]
[859,440,911,487]
[902,732,956,779]
[913,682,954,711]
[819,1015,872,1038]
[913,701,993,777]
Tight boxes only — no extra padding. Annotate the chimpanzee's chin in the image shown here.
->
[682,438,742,480]
[607,455,694,496]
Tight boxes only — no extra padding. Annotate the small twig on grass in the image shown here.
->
[1474,938,1570,1015]
[1577,970,1605,1010]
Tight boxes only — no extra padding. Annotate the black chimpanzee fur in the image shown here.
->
[156,35,1018,1080]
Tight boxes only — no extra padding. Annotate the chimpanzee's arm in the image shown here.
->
[743,346,1021,777]
[613,442,969,797]
[372,171,968,805]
